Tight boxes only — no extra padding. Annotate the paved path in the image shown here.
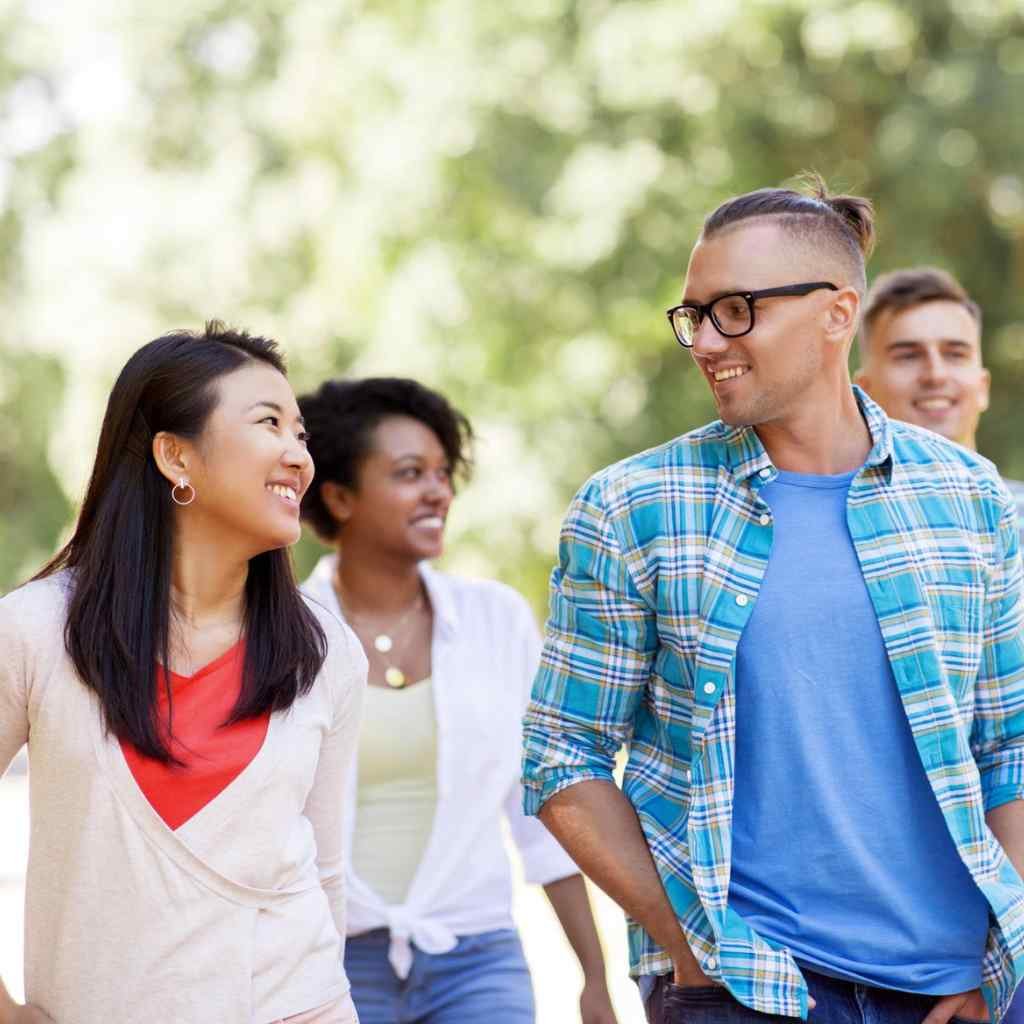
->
[0,760,644,1022]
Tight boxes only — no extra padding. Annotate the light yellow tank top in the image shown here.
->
[351,679,438,905]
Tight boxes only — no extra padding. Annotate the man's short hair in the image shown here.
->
[701,173,876,294]
[859,267,982,359]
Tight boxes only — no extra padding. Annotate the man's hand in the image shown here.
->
[921,988,989,1024]
[670,959,816,1010]
[579,975,618,1024]
[672,955,715,988]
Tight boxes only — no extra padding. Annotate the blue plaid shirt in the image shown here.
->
[1006,477,1024,546]
[523,388,1024,1020]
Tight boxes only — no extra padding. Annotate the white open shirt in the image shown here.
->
[302,555,579,978]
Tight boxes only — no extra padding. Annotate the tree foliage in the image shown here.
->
[1,0,1022,607]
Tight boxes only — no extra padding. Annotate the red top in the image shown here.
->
[121,640,271,831]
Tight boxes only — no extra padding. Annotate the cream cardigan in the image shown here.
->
[0,573,366,1024]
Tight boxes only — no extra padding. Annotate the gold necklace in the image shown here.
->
[336,578,424,688]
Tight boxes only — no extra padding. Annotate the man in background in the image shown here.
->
[855,266,1024,534]
[857,265,1024,1024]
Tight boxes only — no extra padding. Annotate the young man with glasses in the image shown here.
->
[523,180,1024,1023]
[855,266,1024,544]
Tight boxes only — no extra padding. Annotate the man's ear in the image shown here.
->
[824,286,860,346]
[320,481,354,528]
[978,366,991,415]
[152,432,190,487]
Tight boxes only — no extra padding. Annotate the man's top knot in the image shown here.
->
[701,172,876,291]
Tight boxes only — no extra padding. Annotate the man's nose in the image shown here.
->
[691,314,729,358]
[921,348,949,384]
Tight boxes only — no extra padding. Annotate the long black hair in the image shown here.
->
[36,321,327,762]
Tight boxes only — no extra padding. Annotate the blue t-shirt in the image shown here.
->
[727,467,989,994]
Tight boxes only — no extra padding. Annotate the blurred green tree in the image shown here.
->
[0,0,1021,609]
[0,347,73,586]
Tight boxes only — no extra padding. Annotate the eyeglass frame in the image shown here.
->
[666,281,839,348]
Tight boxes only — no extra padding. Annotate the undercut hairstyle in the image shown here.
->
[859,267,982,359]
[298,377,474,543]
[702,173,876,294]
[35,321,328,763]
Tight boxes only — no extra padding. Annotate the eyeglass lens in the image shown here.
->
[673,294,752,346]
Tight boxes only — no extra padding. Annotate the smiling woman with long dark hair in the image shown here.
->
[0,323,366,1024]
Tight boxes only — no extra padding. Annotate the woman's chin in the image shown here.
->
[409,538,445,562]
[254,524,303,553]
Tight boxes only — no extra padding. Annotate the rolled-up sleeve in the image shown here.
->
[972,493,1024,812]
[522,475,658,816]
[503,591,581,882]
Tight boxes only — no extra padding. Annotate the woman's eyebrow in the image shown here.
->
[245,400,306,426]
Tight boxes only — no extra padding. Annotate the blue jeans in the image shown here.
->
[643,969,990,1023]
[344,928,535,1024]
[1005,985,1024,1024]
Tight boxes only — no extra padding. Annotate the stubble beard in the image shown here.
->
[716,358,822,429]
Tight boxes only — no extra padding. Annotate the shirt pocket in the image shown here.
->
[920,577,985,707]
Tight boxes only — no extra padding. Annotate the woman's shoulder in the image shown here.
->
[425,566,529,608]
[301,585,342,630]
[423,567,536,636]
[0,575,73,707]
[0,570,72,631]
[301,591,368,700]
[302,591,360,654]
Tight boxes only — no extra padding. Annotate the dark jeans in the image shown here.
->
[1005,984,1024,1024]
[643,968,990,1024]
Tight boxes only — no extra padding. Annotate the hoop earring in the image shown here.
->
[171,478,196,506]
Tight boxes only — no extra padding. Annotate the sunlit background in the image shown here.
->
[1,1,1023,1020]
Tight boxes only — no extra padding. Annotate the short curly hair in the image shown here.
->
[298,377,474,542]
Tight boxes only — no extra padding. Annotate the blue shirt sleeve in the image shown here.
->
[972,492,1024,812]
[522,476,659,816]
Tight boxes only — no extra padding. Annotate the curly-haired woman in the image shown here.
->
[298,377,618,1024]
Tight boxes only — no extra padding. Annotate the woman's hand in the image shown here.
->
[541,873,620,1024]
[2,1005,55,1024]
[0,980,53,1024]
[579,974,618,1024]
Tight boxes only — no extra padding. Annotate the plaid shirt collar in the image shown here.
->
[720,384,895,485]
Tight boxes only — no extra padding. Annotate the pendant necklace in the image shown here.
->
[336,578,424,689]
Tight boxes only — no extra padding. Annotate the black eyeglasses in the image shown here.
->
[666,281,838,348]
